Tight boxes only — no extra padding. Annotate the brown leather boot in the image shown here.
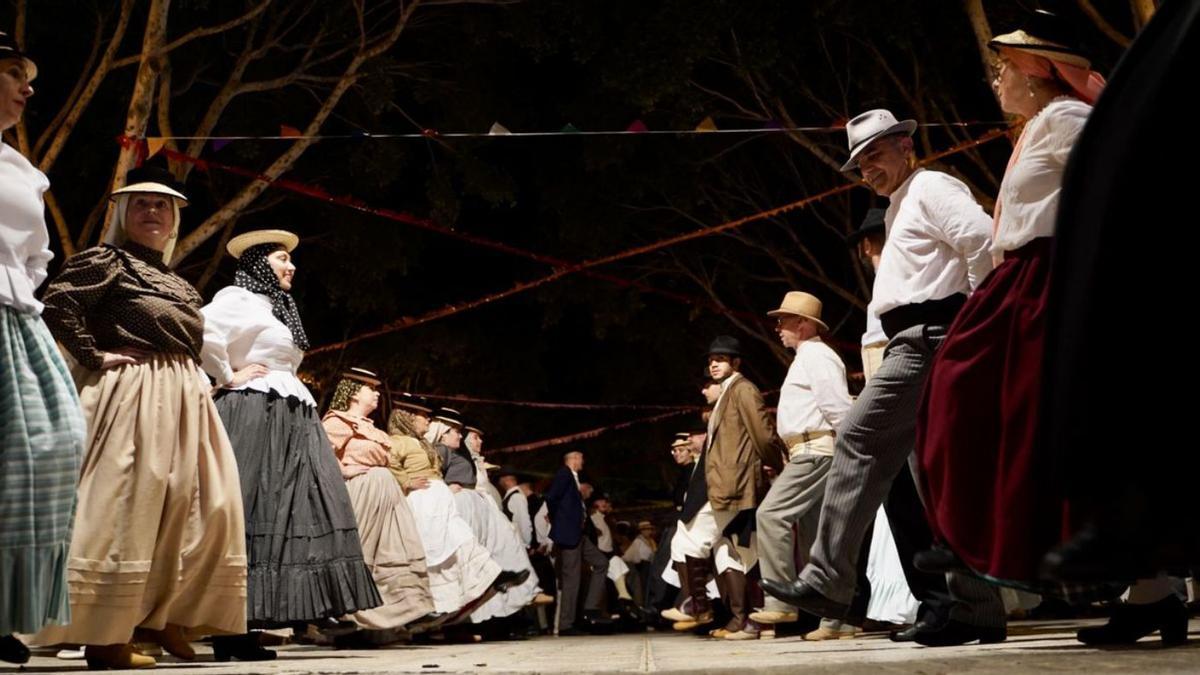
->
[660,561,694,622]
[719,569,749,634]
[685,556,713,623]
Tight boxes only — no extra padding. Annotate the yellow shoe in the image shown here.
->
[804,625,859,641]
[672,620,700,631]
[84,644,156,670]
[148,624,195,660]
[708,628,730,638]
[661,607,694,622]
[724,629,761,640]
[749,610,799,624]
[530,593,555,606]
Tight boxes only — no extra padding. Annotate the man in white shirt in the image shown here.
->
[751,292,852,634]
[763,109,1006,648]
[498,467,533,548]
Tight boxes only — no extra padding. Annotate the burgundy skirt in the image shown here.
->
[916,237,1069,583]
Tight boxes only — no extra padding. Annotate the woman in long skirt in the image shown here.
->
[0,37,87,665]
[425,410,538,622]
[201,230,380,660]
[323,370,434,632]
[36,166,246,669]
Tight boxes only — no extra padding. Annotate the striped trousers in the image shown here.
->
[799,324,1005,628]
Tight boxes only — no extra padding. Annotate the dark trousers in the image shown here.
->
[555,538,609,630]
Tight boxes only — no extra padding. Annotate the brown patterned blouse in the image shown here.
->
[41,242,205,370]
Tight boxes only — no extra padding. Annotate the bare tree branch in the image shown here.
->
[34,0,136,174]
[172,0,422,265]
[1076,0,1132,47]
[109,0,273,68]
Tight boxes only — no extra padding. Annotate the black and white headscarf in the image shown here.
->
[233,242,310,351]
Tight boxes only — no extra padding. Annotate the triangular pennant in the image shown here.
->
[211,138,231,152]
[280,124,302,138]
[488,122,512,136]
[695,116,717,132]
[626,119,648,133]
[146,137,167,157]
[560,123,580,133]
[763,119,784,130]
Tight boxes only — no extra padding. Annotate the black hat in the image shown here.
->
[989,9,1089,68]
[432,407,464,427]
[0,30,37,81]
[846,208,886,245]
[464,422,484,436]
[495,465,522,481]
[392,392,433,414]
[707,335,742,357]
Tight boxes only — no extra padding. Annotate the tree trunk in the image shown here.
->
[99,0,171,247]
[963,0,1000,109]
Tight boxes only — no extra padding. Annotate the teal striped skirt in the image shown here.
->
[0,305,86,635]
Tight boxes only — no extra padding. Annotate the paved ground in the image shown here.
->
[8,619,1200,674]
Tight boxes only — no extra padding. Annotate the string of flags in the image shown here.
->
[137,118,1010,156]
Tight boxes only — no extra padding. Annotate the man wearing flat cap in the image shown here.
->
[763,108,1004,647]
[664,336,785,640]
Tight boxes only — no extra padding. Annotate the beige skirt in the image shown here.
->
[344,468,434,629]
[34,354,246,646]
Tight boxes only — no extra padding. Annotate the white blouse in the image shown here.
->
[200,285,316,406]
[992,97,1091,253]
[0,142,54,314]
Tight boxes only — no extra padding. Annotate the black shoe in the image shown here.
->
[761,578,850,620]
[557,626,587,636]
[0,635,30,665]
[314,617,360,637]
[1077,595,1188,647]
[911,619,1006,647]
[493,568,531,592]
[914,546,968,574]
[889,623,922,642]
[212,634,277,662]
[1039,524,1154,583]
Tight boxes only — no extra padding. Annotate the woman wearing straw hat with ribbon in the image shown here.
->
[914,9,1187,648]
[0,31,88,666]
[200,230,380,660]
[35,165,246,669]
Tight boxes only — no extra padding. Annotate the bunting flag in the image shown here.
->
[560,123,581,133]
[626,119,648,133]
[280,124,302,138]
[145,137,167,157]
[488,122,512,135]
[211,138,232,152]
[695,116,718,132]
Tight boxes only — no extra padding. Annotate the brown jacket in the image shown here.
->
[705,374,786,511]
